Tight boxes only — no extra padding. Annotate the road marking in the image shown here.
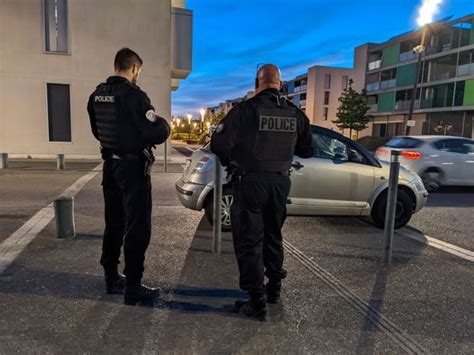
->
[397,228,474,262]
[0,164,102,274]
[283,240,428,354]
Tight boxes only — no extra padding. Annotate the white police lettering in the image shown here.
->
[259,115,296,132]
[94,95,115,103]
[145,110,157,122]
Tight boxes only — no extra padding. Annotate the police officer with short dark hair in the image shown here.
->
[87,48,170,306]
[211,64,314,320]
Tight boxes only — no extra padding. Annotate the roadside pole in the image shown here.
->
[384,150,401,265]
[57,154,65,170]
[212,158,222,254]
[164,140,168,172]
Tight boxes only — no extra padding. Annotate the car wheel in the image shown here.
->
[421,169,442,192]
[205,186,233,231]
[371,189,414,229]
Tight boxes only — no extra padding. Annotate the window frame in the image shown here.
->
[42,0,71,55]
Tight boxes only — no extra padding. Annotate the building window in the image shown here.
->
[342,76,349,90]
[44,0,69,53]
[323,107,329,121]
[47,84,71,142]
[324,74,331,89]
[324,91,330,105]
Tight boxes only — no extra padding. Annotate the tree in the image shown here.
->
[209,111,225,125]
[333,79,370,139]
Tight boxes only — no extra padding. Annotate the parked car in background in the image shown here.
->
[376,136,474,191]
[176,125,428,231]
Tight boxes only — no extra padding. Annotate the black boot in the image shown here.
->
[124,282,161,306]
[104,269,126,295]
[234,296,267,320]
[265,279,281,304]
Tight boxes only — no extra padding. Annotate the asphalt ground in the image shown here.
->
[409,186,474,250]
[0,158,472,353]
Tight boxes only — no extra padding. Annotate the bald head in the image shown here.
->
[255,64,283,93]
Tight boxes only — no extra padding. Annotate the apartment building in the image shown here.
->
[366,14,474,138]
[287,45,371,139]
[0,0,193,159]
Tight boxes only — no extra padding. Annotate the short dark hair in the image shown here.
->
[114,48,143,72]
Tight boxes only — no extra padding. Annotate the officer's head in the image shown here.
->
[114,48,143,84]
[255,64,283,94]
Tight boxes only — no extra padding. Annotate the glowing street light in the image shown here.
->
[417,0,443,27]
[186,113,192,125]
[200,108,206,122]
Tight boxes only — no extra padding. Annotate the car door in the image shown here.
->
[433,139,471,184]
[288,127,376,216]
[459,140,474,184]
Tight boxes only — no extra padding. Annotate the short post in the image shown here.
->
[54,196,76,238]
[57,154,65,170]
[212,159,222,254]
[0,153,8,169]
[383,150,401,265]
[164,140,168,172]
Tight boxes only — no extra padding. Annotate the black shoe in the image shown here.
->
[234,298,267,320]
[124,284,161,306]
[105,273,125,295]
[265,280,281,304]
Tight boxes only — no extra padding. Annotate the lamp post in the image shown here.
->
[186,113,192,139]
[200,108,206,133]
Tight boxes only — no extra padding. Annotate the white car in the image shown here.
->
[376,136,474,191]
[176,125,428,230]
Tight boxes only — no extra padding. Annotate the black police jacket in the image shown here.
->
[87,76,170,156]
[211,88,314,172]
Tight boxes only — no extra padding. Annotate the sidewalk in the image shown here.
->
[0,163,472,353]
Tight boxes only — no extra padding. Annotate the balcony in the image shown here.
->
[399,51,418,62]
[366,82,380,92]
[458,63,474,77]
[394,100,420,111]
[294,85,307,93]
[368,60,382,71]
[380,79,396,89]
[171,7,193,80]
[368,104,378,113]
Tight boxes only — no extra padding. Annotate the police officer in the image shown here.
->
[87,48,170,306]
[211,64,314,319]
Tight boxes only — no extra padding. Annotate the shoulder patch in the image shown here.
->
[145,110,156,122]
[215,122,225,134]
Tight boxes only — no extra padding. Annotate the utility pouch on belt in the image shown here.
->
[142,148,155,176]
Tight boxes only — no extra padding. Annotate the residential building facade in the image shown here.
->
[366,14,474,138]
[0,0,193,159]
[284,74,308,112]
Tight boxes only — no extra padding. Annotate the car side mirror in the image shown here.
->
[333,153,347,162]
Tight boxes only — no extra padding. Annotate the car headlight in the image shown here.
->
[412,178,426,192]
[191,156,212,175]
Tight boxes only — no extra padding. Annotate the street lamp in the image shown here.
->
[186,113,192,139]
[406,0,444,135]
[200,108,206,132]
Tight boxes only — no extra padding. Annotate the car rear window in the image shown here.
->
[385,137,422,148]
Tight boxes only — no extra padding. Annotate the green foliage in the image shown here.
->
[333,79,370,137]
[356,136,390,151]
[210,112,226,125]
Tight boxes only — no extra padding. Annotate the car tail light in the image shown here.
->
[401,151,423,159]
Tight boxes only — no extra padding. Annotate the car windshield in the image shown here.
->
[385,137,422,148]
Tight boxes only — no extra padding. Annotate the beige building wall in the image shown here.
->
[0,0,188,158]
[305,45,372,139]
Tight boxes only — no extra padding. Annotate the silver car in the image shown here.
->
[176,125,428,230]
[376,136,474,191]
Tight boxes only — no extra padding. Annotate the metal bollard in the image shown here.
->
[57,154,65,170]
[54,196,76,238]
[0,153,8,169]
[383,150,401,265]
[164,140,168,172]
[212,159,222,254]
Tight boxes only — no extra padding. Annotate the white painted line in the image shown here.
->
[396,228,474,262]
[0,163,102,274]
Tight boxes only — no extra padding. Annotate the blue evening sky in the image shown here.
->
[172,0,474,117]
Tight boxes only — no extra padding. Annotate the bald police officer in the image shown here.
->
[87,48,170,306]
[211,64,314,319]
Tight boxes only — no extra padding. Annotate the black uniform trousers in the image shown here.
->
[100,158,152,284]
[230,173,291,298]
